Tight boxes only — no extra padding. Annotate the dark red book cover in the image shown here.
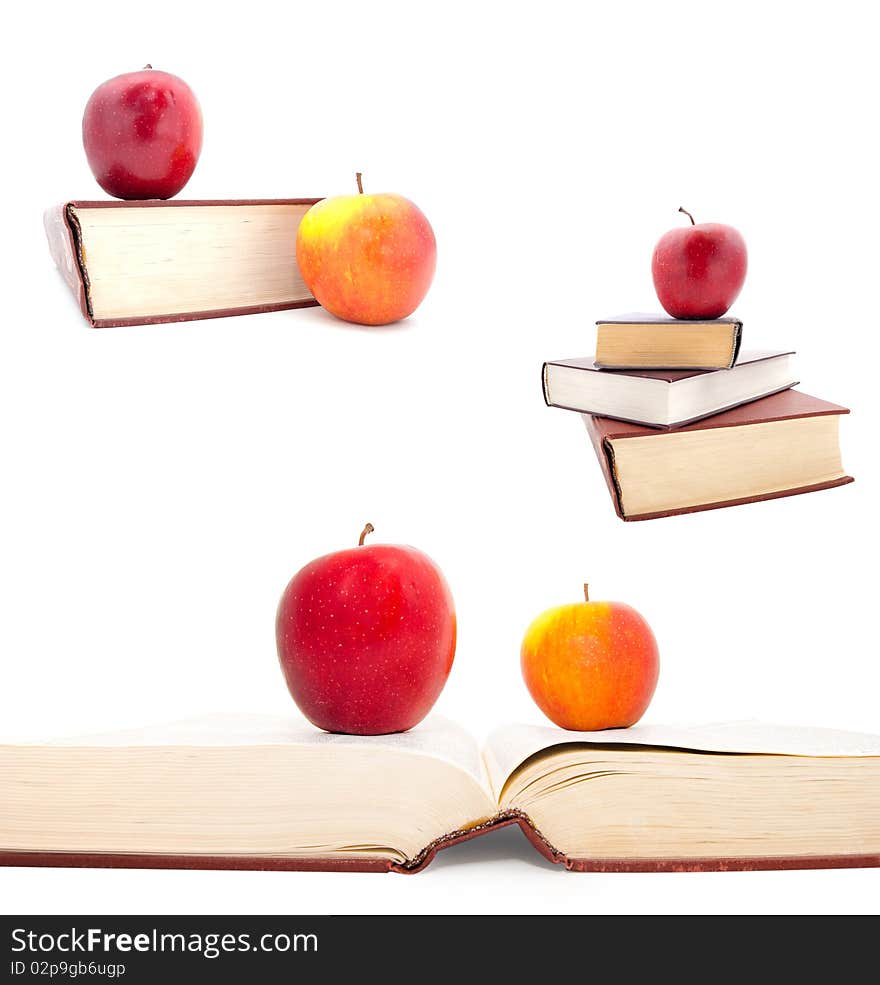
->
[585,389,854,521]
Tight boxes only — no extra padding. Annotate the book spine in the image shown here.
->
[44,204,93,326]
[391,810,565,874]
[728,321,744,368]
[583,416,627,520]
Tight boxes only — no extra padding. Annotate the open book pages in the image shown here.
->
[487,722,880,862]
[484,720,880,794]
[42,712,488,784]
[2,716,879,869]
[2,715,494,865]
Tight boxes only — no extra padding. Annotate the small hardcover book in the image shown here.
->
[585,389,853,521]
[1,715,878,873]
[543,350,796,429]
[44,199,321,327]
[595,313,743,370]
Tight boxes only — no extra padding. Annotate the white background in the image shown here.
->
[1,0,878,915]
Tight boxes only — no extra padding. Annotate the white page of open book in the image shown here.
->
[33,713,488,789]
[484,721,880,802]
[14,715,880,814]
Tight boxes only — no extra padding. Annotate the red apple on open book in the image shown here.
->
[82,66,203,200]
[276,524,456,735]
[651,207,747,319]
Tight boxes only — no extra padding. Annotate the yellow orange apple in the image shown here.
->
[296,173,436,326]
[521,585,659,731]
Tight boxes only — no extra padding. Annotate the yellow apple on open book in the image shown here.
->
[521,585,660,731]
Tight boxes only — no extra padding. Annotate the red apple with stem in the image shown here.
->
[276,523,456,735]
[651,207,747,319]
[82,65,203,200]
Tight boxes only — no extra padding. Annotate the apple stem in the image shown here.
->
[583,583,590,602]
[143,64,153,70]
[678,206,695,226]
[358,522,374,546]
[356,172,364,195]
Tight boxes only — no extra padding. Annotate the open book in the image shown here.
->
[2,715,878,873]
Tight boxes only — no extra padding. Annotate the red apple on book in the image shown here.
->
[651,208,747,319]
[521,585,659,731]
[276,524,456,735]
[295,174,436,325]
[82,66,203,200]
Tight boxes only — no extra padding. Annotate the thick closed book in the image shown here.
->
[585,389,853,521]
[543,350,796,429]
[595,313,743,369]
[44,199,321,327]
[1,715,878,873]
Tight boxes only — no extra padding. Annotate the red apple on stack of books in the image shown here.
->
[276,524,456,735]
[82,66,203,200]
[521,585,659,731]
[296,174,436,325]
[651,207,747,319]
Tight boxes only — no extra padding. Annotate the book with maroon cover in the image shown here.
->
[2,715,878,873]
[585,389,854,522]
[44,199,321,328]
[595,313,743,370]
[542,350,797,429]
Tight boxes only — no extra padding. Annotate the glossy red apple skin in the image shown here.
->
[651,214,747,319]
[276,534,456,735]
[82,68,203,200]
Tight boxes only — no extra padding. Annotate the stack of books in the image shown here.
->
[543,314,853,521]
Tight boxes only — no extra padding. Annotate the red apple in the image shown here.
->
[296,173,436,325]
[651,207,747,319]
[276,524,456,735]
[82,65,203,200]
